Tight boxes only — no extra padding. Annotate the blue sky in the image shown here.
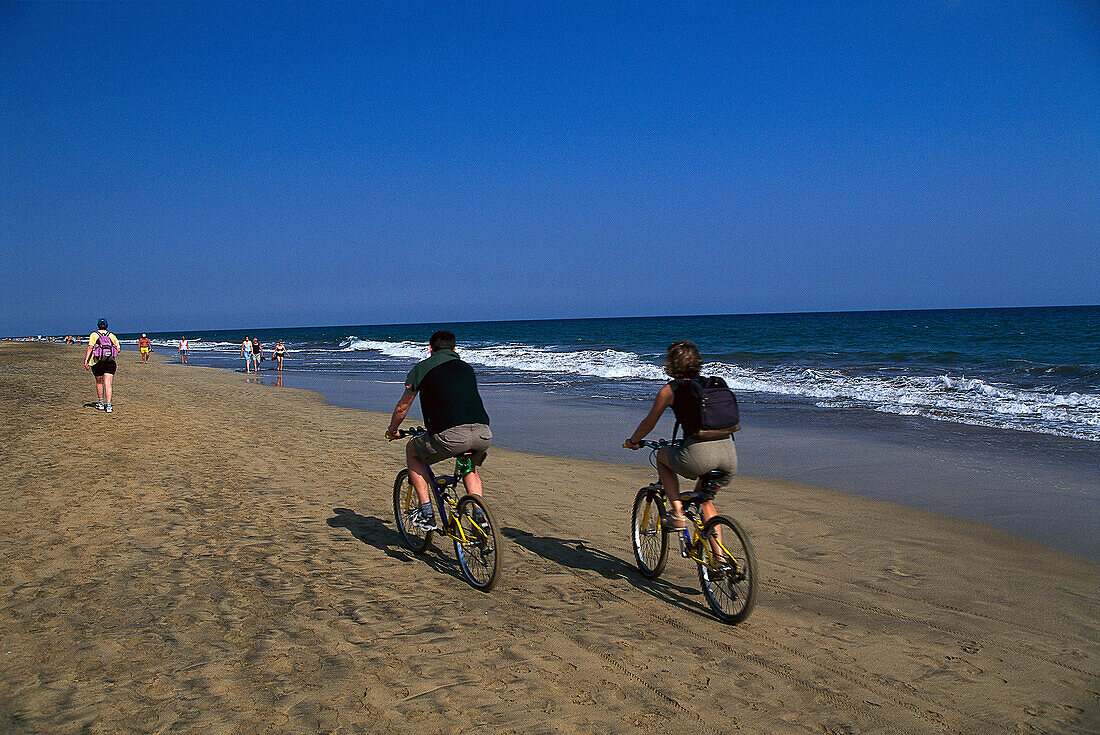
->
[2,1,1098,335]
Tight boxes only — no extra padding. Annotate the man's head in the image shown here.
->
[429,330,457,352]
[97,318,108,330]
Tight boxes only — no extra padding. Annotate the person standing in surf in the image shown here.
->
[240,335,254,373]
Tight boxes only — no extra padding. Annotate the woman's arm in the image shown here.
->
[626,384,675,447]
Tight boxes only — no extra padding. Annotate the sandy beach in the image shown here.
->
[1,342,1097,734]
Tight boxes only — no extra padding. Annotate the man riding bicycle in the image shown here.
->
[386,330,492,531]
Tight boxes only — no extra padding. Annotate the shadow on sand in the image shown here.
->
[327,507,467,585]
[502,526,709,619]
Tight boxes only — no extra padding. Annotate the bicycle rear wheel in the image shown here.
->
[392,469,433,553]
[631,487,669,578]
[697,514,757,624]
[453,495,502,591]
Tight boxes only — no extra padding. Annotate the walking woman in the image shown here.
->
[84,318,121,413]
[273,339,287,372]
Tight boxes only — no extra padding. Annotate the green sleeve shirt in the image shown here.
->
[405,349,460,392]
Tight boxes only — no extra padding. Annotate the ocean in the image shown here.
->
[118,306,1100,558]
[123,306,1100,443]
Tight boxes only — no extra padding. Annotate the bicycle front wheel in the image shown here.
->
[697,514,757,624]
[453,495,503,592]
[392,469,433,553]
[631,487,669,579]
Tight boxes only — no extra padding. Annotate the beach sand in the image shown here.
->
[1,342,1097,734]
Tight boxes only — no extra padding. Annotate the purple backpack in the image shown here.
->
[92,331,118,359]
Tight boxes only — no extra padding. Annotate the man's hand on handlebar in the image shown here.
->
[623,438,642,450]
[385,429,401,441]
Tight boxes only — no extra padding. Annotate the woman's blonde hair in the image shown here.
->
[664,340,701,379]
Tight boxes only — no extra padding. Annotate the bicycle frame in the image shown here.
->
[409,455,479,544]
[628,437,757,622]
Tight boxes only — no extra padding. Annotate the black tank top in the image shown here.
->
[418,359,490,435]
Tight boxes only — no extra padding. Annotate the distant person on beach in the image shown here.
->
[84,318,120,413]
[178,337,189,364]
[625,341,739,530]
[138,334,151,363]
[251,337,262,368]
[386,330,492,531]
[65,334,75,344]
[240,335,254,373]
[273,340,287,372]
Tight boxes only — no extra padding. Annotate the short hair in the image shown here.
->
[430,330,457,351]
[664,340,701,378]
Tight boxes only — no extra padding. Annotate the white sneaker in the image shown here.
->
[409,508,436,532]
[105,403,113,413]
[95,402,105,411]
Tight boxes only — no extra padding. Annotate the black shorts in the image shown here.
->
[91,358,116,377]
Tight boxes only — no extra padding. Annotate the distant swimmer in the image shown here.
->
[241,334,254,374]
[273,339,287,372]
[178,336,189,364]
[138,333,152,363]
[84,318,120,413]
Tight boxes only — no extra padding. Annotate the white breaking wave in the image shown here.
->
[340,338,669,380]
[340,337,1100,441]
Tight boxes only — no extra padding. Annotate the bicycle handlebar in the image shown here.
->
[623,439,680,450]
[388,426,426,441]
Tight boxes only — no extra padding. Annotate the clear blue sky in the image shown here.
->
[2,1,1098,335]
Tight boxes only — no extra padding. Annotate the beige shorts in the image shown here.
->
[411,423,492,467]
[667,437,737,487]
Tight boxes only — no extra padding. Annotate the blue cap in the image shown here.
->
[97,318,108,329]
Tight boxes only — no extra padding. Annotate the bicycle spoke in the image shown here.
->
[631,488,669,578]
[697,515,757,624]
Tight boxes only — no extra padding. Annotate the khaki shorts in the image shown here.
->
[411,423,492,467]
[667,436,737,487]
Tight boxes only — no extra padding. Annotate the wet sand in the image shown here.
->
[1,342,1098,734]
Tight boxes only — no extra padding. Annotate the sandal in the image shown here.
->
[662,513,688,532]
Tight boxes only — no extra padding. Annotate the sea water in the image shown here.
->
[120,307,1100,558]
[125,306,1100,442]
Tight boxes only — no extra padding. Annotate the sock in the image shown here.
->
[419,502,433,518]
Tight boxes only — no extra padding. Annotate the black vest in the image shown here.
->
[418,359,490,435]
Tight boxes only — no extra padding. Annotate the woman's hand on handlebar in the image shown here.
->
[623,438,642,450]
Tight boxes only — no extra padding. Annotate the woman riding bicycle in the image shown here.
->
[625,341,738,531]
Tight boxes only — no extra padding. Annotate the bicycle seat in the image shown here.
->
[702,470,729,482]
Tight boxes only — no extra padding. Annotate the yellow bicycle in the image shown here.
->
[391,428,503,592]
[628,439,757,623]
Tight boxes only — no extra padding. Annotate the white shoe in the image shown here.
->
[409,508,436,532]
[105,403,113,413]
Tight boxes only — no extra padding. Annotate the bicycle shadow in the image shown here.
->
[502,526,706,618]
[328,508,468,584]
